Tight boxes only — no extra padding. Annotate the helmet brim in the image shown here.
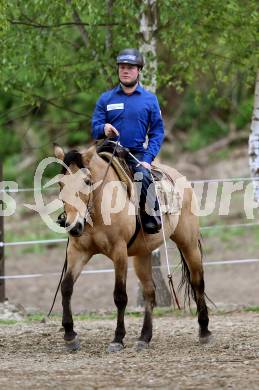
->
[117,60,137,64]
[117,60,143,69]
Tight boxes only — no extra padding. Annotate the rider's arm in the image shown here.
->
[91,94,107,140]
[143,96,165,164]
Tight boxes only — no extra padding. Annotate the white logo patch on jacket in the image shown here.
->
[107,103,124,111]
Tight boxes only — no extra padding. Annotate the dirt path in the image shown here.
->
[0,312,259,389]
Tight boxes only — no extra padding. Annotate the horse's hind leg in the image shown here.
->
[61,245,90,351]
[108,246,128,352]
[175,239,212,344]
[133,253,156,350]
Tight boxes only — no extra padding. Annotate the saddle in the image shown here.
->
[98,151,134,199]
[97,150,180,216]
[96,139,163,180]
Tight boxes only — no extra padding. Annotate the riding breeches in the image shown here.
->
[125,152,159,216]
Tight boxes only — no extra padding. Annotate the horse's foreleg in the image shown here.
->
[178,241,212,344]
[61,271,75,338]
[61,246,90,351]
[108,249,128,352]
[133,254,156,350]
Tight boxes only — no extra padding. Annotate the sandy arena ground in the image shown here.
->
[1,150,259,389]
[0,312,259,389]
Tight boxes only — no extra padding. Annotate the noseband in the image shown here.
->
[57,139,120,230]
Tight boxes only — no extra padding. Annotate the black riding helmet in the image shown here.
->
[116,48,144,69]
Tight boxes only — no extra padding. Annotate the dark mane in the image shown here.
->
[62,150,84,173]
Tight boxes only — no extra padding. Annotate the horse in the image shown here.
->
[53,143,212,352]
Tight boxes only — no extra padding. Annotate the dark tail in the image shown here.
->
[178,246,196,309]
[178,239,215,309]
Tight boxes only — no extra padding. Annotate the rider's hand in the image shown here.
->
[139,161,151,170]
[104,123,119,138]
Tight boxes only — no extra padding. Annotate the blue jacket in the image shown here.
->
[91,84,165,164]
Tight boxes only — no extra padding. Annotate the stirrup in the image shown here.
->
[143,221,162,234]
[140,212,161,234]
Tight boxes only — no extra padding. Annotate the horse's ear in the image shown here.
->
[82,145,97,165]
[53,143,65,161]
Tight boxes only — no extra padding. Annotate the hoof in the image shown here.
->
[199,331,213,345]
[65,335,80,351]
[107,342,124,353]
[135,340,149,351]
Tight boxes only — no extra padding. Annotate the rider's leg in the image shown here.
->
[126,153,161,233]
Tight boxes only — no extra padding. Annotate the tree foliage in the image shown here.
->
[158,0,258,90]
[0,0,258,183]
[2,1,258,100]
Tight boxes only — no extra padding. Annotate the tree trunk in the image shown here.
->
[249,70,259,201]
[67,0,88,48]
[137,0,171,307]
[105,0,113,50]
[137,249,171,307]
[0,160,5,302]
[139,0,157,92]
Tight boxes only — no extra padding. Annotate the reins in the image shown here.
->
[95,137,121,196]
[47,139,120,317]
[47,238,69,317]
[150,171,181,310]
[109,141,180,309]
[47,139,180,317]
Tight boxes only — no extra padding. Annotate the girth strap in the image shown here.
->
[127,215,141,249]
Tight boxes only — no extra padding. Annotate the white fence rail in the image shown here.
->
[1,176,259,281]
[0,259,259,280]
[1,175,259,193]
[1,222,259,248]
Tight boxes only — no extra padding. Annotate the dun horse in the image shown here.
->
[53,143,212,351]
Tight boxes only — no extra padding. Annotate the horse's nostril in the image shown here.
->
[77,222,83,231]
[69,222,84,237]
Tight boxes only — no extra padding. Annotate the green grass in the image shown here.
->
[243,306,259,313]
[0,319,18,325]
[5,227,67,255]
[201,225,259,255]
[27,313,48,321]
[183,122,228,152]
[1,306,259,327]
[6,308,187,324]
[73,308,189,320]
[208,148,230,162]
[22,308,194,323]
[201,226,247,240]
[5,230,66,244]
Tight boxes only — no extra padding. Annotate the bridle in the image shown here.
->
[48,140,121,317]
[95,137,121,193]
[59,138,120,230]
[82,137,121,225]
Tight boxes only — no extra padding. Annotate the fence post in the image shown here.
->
[0,159,5,302]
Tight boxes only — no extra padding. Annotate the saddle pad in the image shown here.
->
[98,152,134,199]
[155,178,181,215]
[99,152,180,215]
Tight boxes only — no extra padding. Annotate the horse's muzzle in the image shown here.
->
[65,221,84,237]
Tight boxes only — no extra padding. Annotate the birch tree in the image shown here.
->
[1,0,258,177]
[139,0,158,92]
[105,0,113,50]
[138,0,172,307]
[1,1,258,111]
[249,71,259,201]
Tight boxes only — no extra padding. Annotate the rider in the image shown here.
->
[91,48,165,234]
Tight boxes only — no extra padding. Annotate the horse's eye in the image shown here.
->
[84,179,92,186]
